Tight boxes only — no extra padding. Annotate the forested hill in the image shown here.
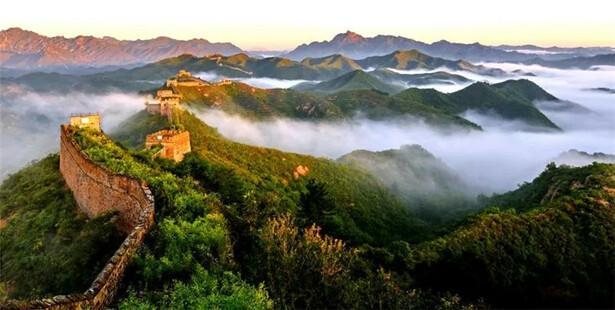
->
[406,163,615,308]
[172,81,483,130]
[395,79,563,129]
[2,106,613,308]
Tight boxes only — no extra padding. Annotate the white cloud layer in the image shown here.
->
[0,86,144,180]
[193,64,615,194]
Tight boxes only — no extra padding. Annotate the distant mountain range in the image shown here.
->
[520,53,615,69]
[86,49,510,82]
[170,73,564,130]
[2,28,613,72]
[283,31,614,62]
[0,27,242,69]
[292,69,471,95]
[2,49,513,92]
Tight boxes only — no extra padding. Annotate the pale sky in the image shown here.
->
[1,0,614,50]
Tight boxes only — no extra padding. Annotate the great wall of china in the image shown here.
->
[1,70,199,310]
[0,125,156,310]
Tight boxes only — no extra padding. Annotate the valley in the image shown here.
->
[0,24,614,310]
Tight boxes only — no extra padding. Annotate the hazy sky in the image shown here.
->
[2,0,614,50]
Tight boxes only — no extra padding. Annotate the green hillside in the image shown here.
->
[0,155,124,300]
[338,145,478,225]
[407,163,615,308]
[395,80,562,129]
[172,81,482,129]
[3,107,613,308]
[82,110,466,308]
[449,82,560,129]
[112,109,427,245]
[300,54,363,71]
[292,70,404,94]
[326,89,481,129]
[94,53,350,81]
[369,69,471,86]
[356,50,506,76]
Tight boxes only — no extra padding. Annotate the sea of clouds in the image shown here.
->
[192,64,615,194]
[1,64,613,196]
[0,85,144,180]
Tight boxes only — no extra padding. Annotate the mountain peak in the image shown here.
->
[332,30,365,43]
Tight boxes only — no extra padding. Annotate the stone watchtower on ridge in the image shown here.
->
[69,113,101,131]
[145,129,191,162]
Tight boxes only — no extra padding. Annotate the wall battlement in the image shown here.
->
[0,125,156,310]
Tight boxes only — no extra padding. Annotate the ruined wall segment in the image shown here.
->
[59,125,148,233]
[0,125,156,310]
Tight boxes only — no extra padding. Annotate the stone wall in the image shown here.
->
[59,125,149,233]
[0,125,156,310]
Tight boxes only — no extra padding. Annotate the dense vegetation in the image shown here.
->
[407,163,615,308]
[338,145,478,225]
[369,68,471,86]
[292,70,404,95]
[0,155,124,300]
[175,81,482,130]
[2,107,613,308]
[396,79,562,129]
[71,113,467,308]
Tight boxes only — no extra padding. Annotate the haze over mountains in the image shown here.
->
[284,31,615,62]
[2,28,613,72]
[0,27,242,69]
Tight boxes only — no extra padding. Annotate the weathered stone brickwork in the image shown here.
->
[59,125,149,233]
[0,125,155,310]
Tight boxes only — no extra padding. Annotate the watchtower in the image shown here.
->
[145,130,191,162]
[69,113,101,131]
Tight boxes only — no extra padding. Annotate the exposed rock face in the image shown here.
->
[293,165,310,179]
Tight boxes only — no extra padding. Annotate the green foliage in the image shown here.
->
[485,162,615,212]
[293,69,404,95]
[338,145,480,226]
[396,80,561,129]
[6,107,612,309]
[110,110,169,149]
[408,163,615,308]
[120,266,272,310]
[0,154,124,299]
[258,214,467,309]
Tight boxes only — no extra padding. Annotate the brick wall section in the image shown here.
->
[0,125,156,310]
[59,125,149,233]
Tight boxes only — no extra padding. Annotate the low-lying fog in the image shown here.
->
[192,64,615,194]
[195,72,312,89]
[1,64,613,197]
[0,85,144,180]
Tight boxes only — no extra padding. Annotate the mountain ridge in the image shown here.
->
[0,27,243,68]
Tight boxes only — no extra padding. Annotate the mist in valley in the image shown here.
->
[2,63,613,200]
[195,72,312,89]
[192,63,615,195]
[0,85,144,180]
